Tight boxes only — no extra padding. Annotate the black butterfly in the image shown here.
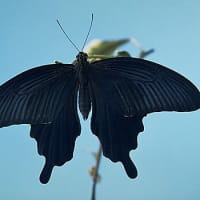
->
[0,52,200,184]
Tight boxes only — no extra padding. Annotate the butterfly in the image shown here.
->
[0,51,200,184]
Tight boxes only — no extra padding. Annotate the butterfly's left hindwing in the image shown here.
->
[30,80,80,184]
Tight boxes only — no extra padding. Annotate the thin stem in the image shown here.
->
[91,144,102,200]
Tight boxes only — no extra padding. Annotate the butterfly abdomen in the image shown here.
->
[78,83,91,120]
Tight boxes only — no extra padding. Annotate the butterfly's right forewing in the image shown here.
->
[90,57,200,116]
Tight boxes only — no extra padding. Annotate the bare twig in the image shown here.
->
[91,144,102,200]
[139,49,154,59]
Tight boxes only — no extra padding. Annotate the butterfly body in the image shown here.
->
[0,52,199,183]
[76,52,92,119]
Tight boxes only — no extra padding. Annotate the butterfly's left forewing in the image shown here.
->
[0,64,77,127]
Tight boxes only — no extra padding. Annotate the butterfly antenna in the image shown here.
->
[81,13,94,51]
[56,19,80,52]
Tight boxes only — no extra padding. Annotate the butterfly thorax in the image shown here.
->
[75,52,91,120]
[75,52,89,81]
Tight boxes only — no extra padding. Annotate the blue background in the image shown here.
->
[0,0,200,199]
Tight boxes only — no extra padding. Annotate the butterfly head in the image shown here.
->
[76,52,88,63]
[75,52,89,68]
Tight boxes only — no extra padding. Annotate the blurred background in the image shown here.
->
[0,0,200,199]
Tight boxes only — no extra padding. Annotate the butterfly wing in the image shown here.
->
[0,64,76,127]
[89,86,144,178]
[0,64,81,183]
[88,57,200,178]
[30,80,80,184]
[91,57,200,116]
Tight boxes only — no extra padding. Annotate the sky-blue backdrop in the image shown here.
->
[0,0,200,199]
